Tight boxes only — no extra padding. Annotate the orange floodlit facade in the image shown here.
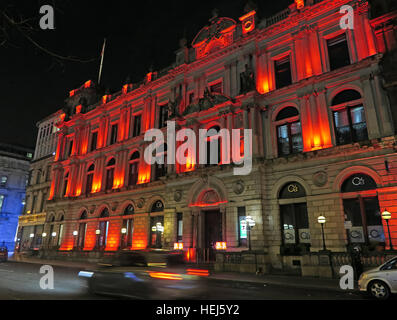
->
[40,1,397,275]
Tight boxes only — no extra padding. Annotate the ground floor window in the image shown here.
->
[77,223,86,249]
[343,197,385,245]
[238,207,247,247]
[150,216,164,248]
[280,203,311,254]
[97,221,109,250]
[176,213,183,242]
[121,219,134,249]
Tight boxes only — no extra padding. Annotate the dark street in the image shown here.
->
[0,261,365,300]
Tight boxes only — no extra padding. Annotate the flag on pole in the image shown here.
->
[98,38,107,85]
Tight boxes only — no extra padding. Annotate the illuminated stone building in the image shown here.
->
[43,0,397,275]
[15,112,62,253]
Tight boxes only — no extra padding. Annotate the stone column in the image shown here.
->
[224,64,231,96]
[361,76,381,139]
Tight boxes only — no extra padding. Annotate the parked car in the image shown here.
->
[0,247,8,262]
[358,256,397,300]
[79,250,209,300]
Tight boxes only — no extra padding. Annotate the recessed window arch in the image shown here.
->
[124,204,134,215]
[105,158,115,190]
[279,182,310,254]
[100,207,110,218]
[80,210,88,220]
[128,151,140,186]
[341,173,385,246]
[331,89,368,145]
[85,164,95,195]
[275,107,303,156]
[151,200,164,213]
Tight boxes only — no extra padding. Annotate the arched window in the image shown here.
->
[97,208,110,250]
[122,205,135,249]
[128,152,140,186]
[63,172,69,197]
[341,174,384,245]
[332,90,368,145]
[275,107,303,156]
[279,182,310,254]
[150,200,164,249]
[206,126,221,166]
[76,210,88,250]
[86,164,95,195]
[105,158,115,190]
[154,144,167,180]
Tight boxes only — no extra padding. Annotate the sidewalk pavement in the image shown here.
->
[9,256,348,292]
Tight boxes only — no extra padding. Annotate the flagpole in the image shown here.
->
[98,38,106,85]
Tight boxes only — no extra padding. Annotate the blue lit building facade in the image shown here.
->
[0,143,33,251]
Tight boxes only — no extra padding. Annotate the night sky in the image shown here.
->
[1,0,292,148]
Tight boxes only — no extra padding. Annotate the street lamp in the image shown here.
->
[318,216,327,251]
[382,210,394,251]
[73,231,78,249]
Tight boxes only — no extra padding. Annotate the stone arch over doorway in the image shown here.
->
[187,176,228,207]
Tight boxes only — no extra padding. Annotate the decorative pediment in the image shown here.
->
[192,15,236,59]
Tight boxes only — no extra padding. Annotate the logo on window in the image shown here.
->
[352,177,365,186]
[287,184,299,193]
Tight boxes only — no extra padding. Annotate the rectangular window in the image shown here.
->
[128,162,139,186]
[188,92,195,105]
[277,122,303,156]
[77,223,87,249]
[32,195,37,213]
[0,176,7,188]
[90,131,98,152]
[275,55,292,89]
[210,82,223,94]
[58,224,64,247]
[67,140,74,157]
[110,124,118,145]
[327,33,350,71]
[106,168,114,190]
[133,115,142,137]
[238,207,247,247]
[280,203,310,247]
[86,173,94,195]
[177,213,183,242]
[0,195,4,212]
[158,105,168,129]
[333,106,368,145]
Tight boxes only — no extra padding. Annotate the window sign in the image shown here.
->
[239,217,247,239]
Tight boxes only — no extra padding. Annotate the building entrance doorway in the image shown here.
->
[204,210,222,262]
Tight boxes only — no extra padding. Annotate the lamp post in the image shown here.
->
[120,228,127,250]
[382,210,394,251]
[73,231,78,249]
[318,216,327,251]
[95,229,101,250]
